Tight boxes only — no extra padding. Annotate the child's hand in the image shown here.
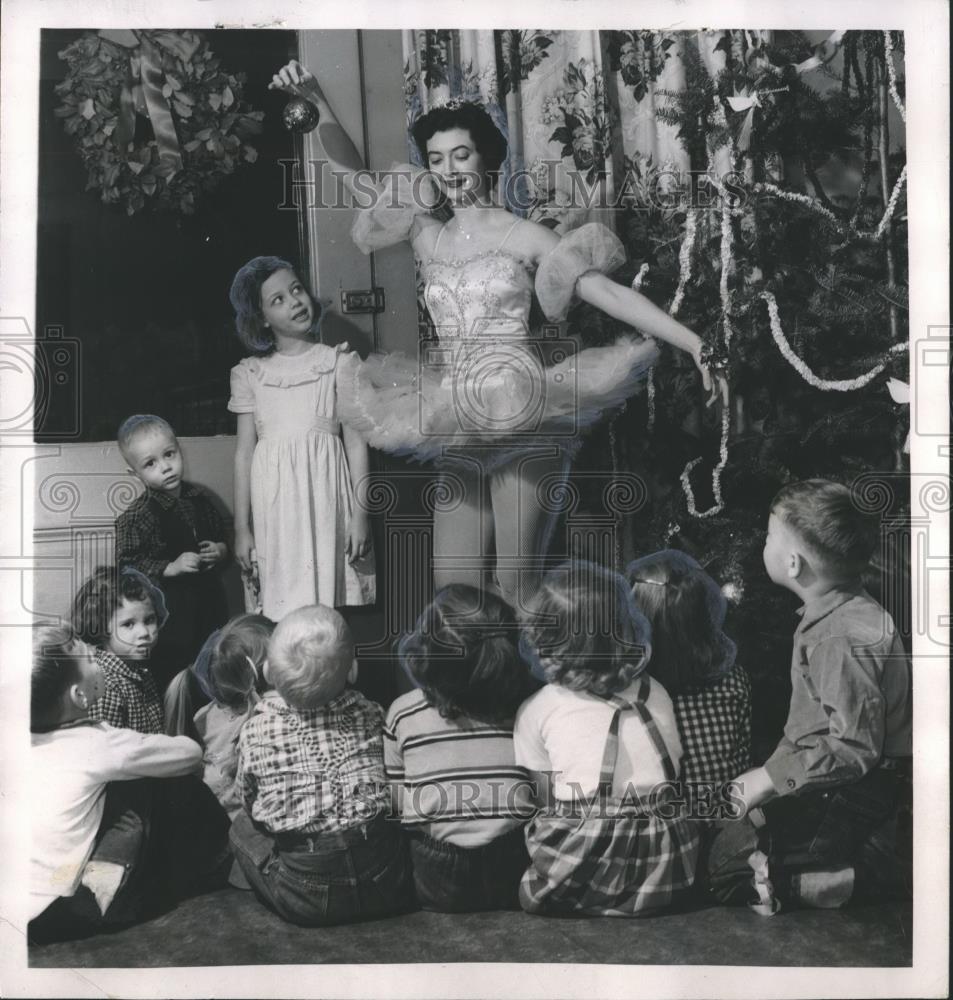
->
[345,515,372,565]
[165,551,202,576]
[198,540,227,567]
[235,529,257,573]
[732,766,777,815]
[269,60,321,102]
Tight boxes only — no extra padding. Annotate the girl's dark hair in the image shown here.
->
[397,584,533,723]
[519,560,652,698]
[411,102,508,190]
[70,566,168,647]
[228,255,323,356]
[191,614,276,711]
[626,550,737,696]
[32,624,81,730]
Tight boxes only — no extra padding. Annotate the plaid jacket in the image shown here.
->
[115,482,226,582]
[88,647,164,735]
[237,689,390,834]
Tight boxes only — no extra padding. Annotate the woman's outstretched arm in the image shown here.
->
[576,272,729,406]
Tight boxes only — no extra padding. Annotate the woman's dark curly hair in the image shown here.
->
[626,550,737,697]
[411,102,508,190]
[397,584,534,723]
[519,560,652,699]
[228,255,323,356]
[70,566,168,647]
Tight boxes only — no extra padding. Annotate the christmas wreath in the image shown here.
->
[54,30,265,216]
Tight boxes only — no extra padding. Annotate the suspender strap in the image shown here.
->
[596,676,678,796]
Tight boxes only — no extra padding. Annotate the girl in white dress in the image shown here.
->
[228,257,376,621]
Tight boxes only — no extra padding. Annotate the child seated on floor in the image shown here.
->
[115,413,229,692]
[386,584,538,912]
[515,560,700,917]
[190,614,276,819]
[71,566,168,734]
[230,605,414,926]
[627,550,751,814]
[29,625,229,943]
[709,480,912,912]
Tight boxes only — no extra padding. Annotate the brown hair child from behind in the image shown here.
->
[387,584,538,912]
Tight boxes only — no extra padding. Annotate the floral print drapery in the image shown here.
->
[401,29,741,231]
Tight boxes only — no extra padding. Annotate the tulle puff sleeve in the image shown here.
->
[535,222,627,322]
[351,162,441,254]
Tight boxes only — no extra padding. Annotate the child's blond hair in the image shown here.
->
[268,605,354,710]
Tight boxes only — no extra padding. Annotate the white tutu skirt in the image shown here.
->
[337,335,659,468]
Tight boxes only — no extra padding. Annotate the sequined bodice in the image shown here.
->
[422,250,535,343]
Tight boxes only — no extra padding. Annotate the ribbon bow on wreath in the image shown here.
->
[97,29,202,176]
[56,29,263,215]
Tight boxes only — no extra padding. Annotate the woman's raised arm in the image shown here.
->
[269,60,366,186]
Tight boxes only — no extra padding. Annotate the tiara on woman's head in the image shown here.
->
[428,96,472,112]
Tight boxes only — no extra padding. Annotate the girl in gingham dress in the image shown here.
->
[514,560,700,917]
[627,551,752,809]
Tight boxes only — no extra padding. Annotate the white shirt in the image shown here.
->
[513,678,683,802]
[30,721,202,920]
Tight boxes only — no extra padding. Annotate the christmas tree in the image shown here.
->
[570,30,909,752]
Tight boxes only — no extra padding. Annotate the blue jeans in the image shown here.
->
[230,811,415,927]
[408,825,528,912]
[706,763,907,905]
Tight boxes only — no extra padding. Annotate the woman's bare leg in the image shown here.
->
[490,449,569,614]
[431,459,494,594]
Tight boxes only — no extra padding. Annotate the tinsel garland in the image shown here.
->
[874,164,907,240]
[883,31,906,123]
[679,145,735,520]
[761,290,908,390]
[755,169,907,242]
[669,210,698,317]
[681,404,730,519]
[631,263,656,431]
[754,182,840,224]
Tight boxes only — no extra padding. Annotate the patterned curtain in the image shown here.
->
[400,29,748,231]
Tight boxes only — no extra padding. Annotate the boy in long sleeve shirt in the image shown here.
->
[712,480,911,910]
[29,626,229,941]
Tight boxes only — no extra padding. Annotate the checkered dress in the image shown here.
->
[674,662,752,788]
[519,678,700,916]
[87,647,164,734]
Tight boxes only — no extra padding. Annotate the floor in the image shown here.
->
[29,888,912,968]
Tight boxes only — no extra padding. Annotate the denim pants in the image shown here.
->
[407,825,529,912]
[230,810,415,927]
[30,775,229,943]
[706,763,906,905]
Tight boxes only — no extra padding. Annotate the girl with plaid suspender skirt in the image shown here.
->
[515,561,700,916]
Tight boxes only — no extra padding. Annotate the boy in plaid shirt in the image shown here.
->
[230,605,413,926]
[115,414,229,691]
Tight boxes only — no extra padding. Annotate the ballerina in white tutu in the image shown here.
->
[271,62,726,612]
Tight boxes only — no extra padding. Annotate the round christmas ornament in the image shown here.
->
[282,97,321,133]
